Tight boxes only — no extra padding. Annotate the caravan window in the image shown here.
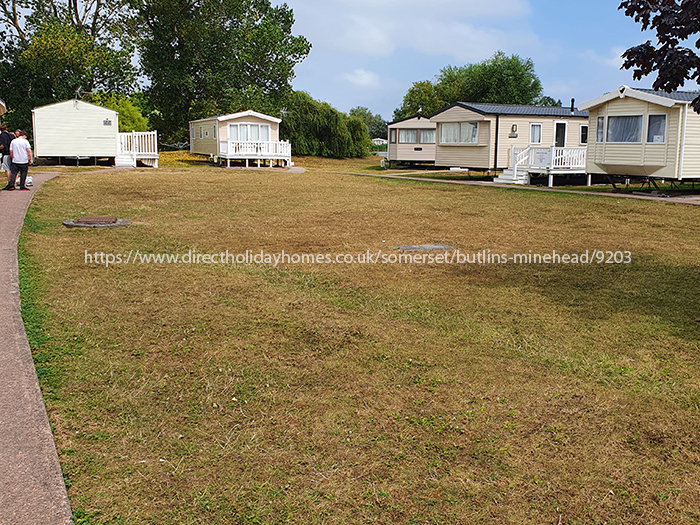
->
[228,123,271,142]
[440,122,478,144]
[399,129,417,143]
[530,123,542,144]
[580,125,588,144]
[419,129,435,144]
[647,115,666,143]
[606,115,643,143]
[596,117,605,142]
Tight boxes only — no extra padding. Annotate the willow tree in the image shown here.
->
[135,0,311,142]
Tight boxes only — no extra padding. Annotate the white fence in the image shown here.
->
[219,140,292,164]
[117,131,159,167]
[511,146,586,171]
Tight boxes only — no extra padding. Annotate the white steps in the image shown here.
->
[493,169,530,185]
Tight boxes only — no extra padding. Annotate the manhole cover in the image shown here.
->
[63,217,131,228]
[392,244,455,252]
[76,216,118,225]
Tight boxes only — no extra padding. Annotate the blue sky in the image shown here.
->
[286,0,698,121]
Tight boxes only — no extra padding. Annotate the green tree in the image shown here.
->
[135,0,311,142]
[534,96,562,107]
[0,0,133,45]
[349,107,387,139]
[280,91,371,158]
[0,0,137,131]
[394,51,553,120]
[393,80,443,121]
[436,52,543,106]
[86,92,149,131]
[345,115,373,157]
[20,21,135,98]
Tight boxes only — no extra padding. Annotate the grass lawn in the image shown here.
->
[20,157,700,524]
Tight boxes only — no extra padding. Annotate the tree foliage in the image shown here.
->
[20,21,135,97]
[0,0,136,132]
[0,0,132,45]
[394,51,548,120]
[136,0,311,142]
[86,92,149,132]
[280,91,372,158]
[349,107,387,139]
[619,0,700,113]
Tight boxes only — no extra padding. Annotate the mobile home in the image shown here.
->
[32,100,158,167]
[578,85,700,180]
[387,114,436,166]
[189,110,292,167]
[429,102,589,184]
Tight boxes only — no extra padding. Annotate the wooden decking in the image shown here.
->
[494,146,587,186]
[218,140,292,167]
[116,131,159,168]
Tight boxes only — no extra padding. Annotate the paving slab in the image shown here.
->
[0,172,73,525]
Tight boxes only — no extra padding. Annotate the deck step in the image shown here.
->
[493,169,530,185]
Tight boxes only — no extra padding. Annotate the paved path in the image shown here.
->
[349,172,700,206]
[0,172,73,524]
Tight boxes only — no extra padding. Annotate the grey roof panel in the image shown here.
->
[635,88,698,102]
[445,102,588,118]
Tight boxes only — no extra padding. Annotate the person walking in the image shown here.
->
[5,130,32,191]
[0,125,14,186]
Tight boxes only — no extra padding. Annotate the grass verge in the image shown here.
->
[19,158,700,524]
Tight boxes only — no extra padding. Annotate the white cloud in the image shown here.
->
[340,69,381,89]
[292,0,539,61]
[578,47,627,69]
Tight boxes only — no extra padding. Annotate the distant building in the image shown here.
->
[386,114,436,166]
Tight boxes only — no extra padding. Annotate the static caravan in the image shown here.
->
[386,114,436,166]
[33,100,119,160]
[429,102,589,184]
[32,100,158,167]
[189,110,292,167]
[579,85,700,180]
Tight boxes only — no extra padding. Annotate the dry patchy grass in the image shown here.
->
[20,158,700,524]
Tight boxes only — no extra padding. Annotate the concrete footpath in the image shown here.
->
[0,172,73,524]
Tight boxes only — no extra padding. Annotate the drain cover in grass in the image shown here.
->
[63,217,131,228]
[392,244,455,252]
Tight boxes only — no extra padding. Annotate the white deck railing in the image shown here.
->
[511,146,586,171]
[219,140,291,160]
[117,131,159,167]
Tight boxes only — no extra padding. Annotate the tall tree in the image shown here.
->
[135,0,311,142]
[393,80,442,121]
[619,0,700,113]
[349,107,387,139]
[0,0,132,45]
[0,0,137,131]
[394,51,548,120]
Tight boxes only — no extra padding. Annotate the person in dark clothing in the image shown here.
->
[4,130,32,191]
[0,125,14,184]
